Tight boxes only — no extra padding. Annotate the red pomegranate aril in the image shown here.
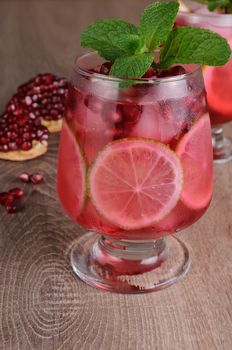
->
[100,62,112,75]
[25,96,32,105]
[2,145,8,152]
[1,136,9,145]
[121,103,142,123]
[19,172,30,183]
[143,67,156,78]
[29,112,36,119]
[30,173,44,184]
[40,134,48,141]
[18,128,24,136]
[169,65,186,76]
[7,115,16,123]
[9,142,18,151]
[14,108,23,116]
[6,204,17,214]
[50,109,59,116]
[43,73,54,85]
[16,137,23,145]
[9,123,18,131]
[23,132,32,141]
[157,65,186,78]
[41,98,48,105]
[0,192,14,206]
[10,132,18,140]
[18,116,27,126]
[32,94,38,101]
[58,88,65,95]
[43,115,52,121]
[9,187,24,199]
[21,141,32,151]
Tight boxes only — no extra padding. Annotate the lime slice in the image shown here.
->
[88,138,183,230]
[176,114,213,210]
[57,121,86,220]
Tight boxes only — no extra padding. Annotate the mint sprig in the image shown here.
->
[140,2,179,50]
[80,1,231,83]
[159,27,231,68]
[81,19,141,61]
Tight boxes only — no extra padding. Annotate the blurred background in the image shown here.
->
[0,0,152,111]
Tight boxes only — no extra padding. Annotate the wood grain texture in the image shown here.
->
[0,1,232,349]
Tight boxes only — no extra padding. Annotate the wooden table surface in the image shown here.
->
[0,1,232,349]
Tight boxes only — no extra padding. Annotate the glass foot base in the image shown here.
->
[212,127,232,164]
[71,232,190,294]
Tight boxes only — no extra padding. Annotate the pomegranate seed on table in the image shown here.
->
[29,173,44,184]
[0,192,14,206]
[19,172,30,183]
[6,204,17,214]
[9,187,24,199]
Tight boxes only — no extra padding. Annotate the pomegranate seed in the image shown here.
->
[169,65,186,76]
[30,173,44,184]
[19,172,30,183]
[29,112,36,119]
[16,137,23,145]
[9,187,24,199]
[2,145,8,151]
[6,204,17,214]
[100,62,112,75]
[0,192,14,206]
[0,137,9,145]
[32,94,38,101]
[18,116,27,126]
[14,108,23,116]
[8,123,18,131]
[8,142,18,151]
[21,141,32,151]
[10,132,17,140]
[43,73,53,84]
[43,115,52,120]
[143,67,156,78]
[25,96,32,105]
[40,134,48,141]
[23,132,32,141]
[18,128,24,135]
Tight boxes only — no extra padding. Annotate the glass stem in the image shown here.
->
[211,126,232,163]
[212,126,225,150]
[91,236,167,276]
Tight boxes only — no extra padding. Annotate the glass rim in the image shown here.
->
[74,52,202,85]
[178,9,232,26]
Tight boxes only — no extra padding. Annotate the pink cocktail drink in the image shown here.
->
[176,1,232,162]
[57,53,213,292]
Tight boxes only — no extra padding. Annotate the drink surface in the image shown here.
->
[58,66,213,240]
[176,5,232,126]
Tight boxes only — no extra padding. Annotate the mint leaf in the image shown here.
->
[159,27,231,69]
[81,19,140,61]
[110,53,154,79]
[194,0,232,12]
[140,2,179,50]
[208,0,230,11]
